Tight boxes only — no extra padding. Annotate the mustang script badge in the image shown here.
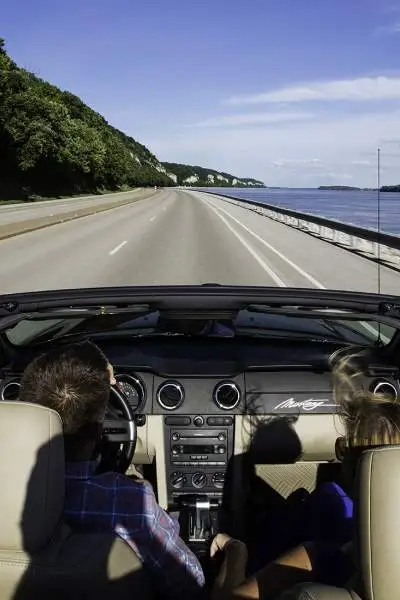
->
[273,398,336,411]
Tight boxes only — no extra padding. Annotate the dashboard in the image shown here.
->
[1,336,399,509]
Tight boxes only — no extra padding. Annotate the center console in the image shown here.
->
[164,414,234,503]
[164,414,235,554]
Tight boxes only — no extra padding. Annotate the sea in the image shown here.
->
[203,187,400,236]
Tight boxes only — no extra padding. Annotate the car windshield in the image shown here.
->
[1,1,400,316]
[4,309,397,347]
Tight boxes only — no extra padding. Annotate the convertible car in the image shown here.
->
[0,285,399,600]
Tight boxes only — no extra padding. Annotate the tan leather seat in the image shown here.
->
[0,401,154,600]
[278,446,400,600]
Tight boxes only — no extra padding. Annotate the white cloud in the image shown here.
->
[350,160,372,166]
[149,109,400,188]
[226,76,400,105]
[272,158,323,169]
[189,111,313,127]
[323,172,354,180]
[376,21,400,34]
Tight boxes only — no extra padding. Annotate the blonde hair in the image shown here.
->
[330,347,400,448]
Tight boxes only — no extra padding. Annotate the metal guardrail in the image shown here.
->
[201,190,400,269]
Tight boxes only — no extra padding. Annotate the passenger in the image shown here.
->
[212,349,400,599]
[19,340,205,600]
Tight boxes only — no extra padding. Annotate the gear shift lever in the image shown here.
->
[178,495,219,542]
[188,498,209,541]
[195,498,211,540]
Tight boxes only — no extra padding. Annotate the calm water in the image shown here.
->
[204,187,400,236]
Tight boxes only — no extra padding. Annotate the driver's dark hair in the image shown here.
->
[19,341,110,435]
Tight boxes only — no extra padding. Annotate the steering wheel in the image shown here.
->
[99,384,137,474]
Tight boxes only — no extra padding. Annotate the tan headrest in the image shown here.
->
[0,401,65,552]
[355,446,400,600]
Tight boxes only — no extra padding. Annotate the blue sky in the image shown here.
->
[3,0,400,186]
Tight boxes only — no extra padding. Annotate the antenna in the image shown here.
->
[377,147,381,295]
[377,147,382,345]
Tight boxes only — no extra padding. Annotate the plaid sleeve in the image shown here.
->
[114,477,205,599]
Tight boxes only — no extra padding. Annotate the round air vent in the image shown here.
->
[1,380,21,401]
[213,381,241,411]
[157,381,185,411]
[371,379,398,401]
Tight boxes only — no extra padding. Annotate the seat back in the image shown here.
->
[355,445,400,600]
[0,401,153,600]
[277,446,400,600]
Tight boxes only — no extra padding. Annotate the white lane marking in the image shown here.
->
[109,240,127,256]
[203,195,390,343]
[150,216,156,222]
[203,197,325,289]
[201,200,285,286]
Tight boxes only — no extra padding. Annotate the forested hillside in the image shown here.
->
[0,39,265,201]
[0,39,172,199]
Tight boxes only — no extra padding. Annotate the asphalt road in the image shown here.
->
[0,188,144,225]
[1,189,399,297]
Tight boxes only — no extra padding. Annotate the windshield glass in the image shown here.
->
[5,309,397,347]
[1,2,400,316]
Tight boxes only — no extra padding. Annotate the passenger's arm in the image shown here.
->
[118,478,205,599]
[226,544,314,599]
[224,542,354,600]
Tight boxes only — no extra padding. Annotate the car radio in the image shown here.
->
[164,415,235,504]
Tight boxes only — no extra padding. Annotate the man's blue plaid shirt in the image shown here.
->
[64,461,205,598]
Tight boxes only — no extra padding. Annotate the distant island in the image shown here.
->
[381,185,400,192]
[318,186,361,191]
[162,162,265,188]
[319,185,399,192]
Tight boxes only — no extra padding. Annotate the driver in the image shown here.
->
[19,340,205,600]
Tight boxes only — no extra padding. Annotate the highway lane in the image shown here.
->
[0,188,144,225]
[0,189,399,297]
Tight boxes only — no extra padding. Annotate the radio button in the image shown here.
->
[172,433,180,441]
[193,416,204,427]
[207,417,222,426]
[217,445,225,454]
[165,416,191,425]
[218,433,226,441]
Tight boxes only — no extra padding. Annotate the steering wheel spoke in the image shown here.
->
[103,418,135,443]
[98,384,137,474]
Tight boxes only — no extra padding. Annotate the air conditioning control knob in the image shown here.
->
[192,472,207,489]
[170,472,186,488]
[193,416,204,427]
[212,472,225,489]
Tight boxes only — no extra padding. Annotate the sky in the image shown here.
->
[3,0,400,187]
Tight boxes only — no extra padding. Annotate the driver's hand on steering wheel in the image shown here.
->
[107,362,116,386]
